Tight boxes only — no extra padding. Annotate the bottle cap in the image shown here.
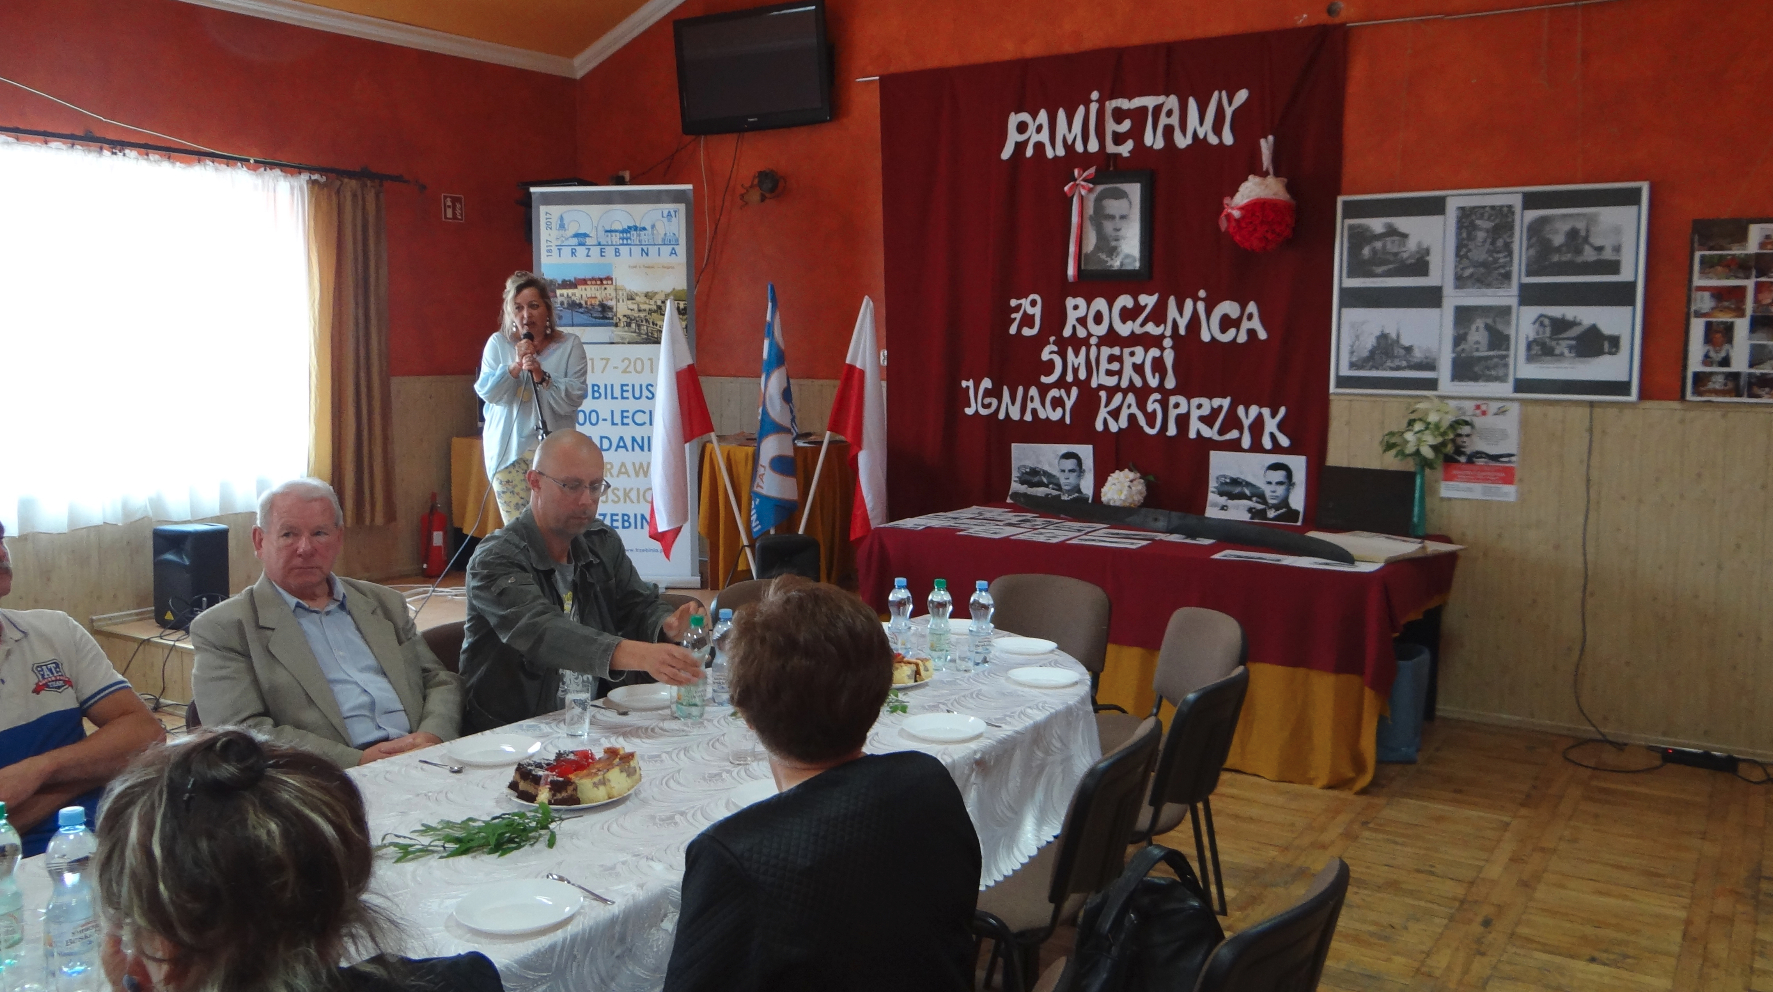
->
[690,614,705,627]
[894,577,907,588]
[719,609,733,621]
[0,801,7,819]
[57,806,85,829]
[976,580,989,591]
[934,579,947,589]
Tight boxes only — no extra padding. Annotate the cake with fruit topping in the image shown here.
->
[508,747,641,806]
[892,653,933,685]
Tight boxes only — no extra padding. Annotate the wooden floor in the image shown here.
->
[1030,719,1773,991]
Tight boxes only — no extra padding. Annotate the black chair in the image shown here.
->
[183,699,200,730]
[754,533,820,580]
[986,575,1131,749]
[420,620,466,675]
[710,577,773,618]
[974,718,1162,991]
[1193,858,1350,992]
[1137,666,1249,916]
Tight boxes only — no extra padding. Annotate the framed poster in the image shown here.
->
[530,184,700,586]
[1683,217,1773,402]
[1331,182,1648,402]
[1076,171,1153,281]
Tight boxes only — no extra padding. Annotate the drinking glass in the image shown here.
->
[563,691,593,737]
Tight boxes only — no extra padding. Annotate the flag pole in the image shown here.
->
[707,436,759,578]
[799,429,836,535]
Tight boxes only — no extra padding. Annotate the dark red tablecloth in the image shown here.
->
[857,510,1457,695]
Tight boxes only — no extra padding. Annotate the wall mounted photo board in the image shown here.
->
[1330,182,1648,402]
[1683,217,1773,402]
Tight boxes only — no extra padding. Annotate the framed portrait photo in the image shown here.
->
[1076,170,1152,281]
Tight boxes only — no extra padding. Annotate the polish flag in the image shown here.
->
[828,297,888,540]
[648,302,715,559]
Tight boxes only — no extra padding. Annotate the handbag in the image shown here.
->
[1055,845,1226,992]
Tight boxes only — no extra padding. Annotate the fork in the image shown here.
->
[545,872,615,905]
[595,701,631,716]
[944,709,1005,729]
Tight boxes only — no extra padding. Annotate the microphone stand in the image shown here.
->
[521,330,551,441]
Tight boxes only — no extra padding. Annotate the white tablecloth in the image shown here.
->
[18,633,1100,992]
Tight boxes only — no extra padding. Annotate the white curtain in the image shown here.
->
[0,138,312,535]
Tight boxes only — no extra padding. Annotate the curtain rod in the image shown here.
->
[0,124,418,186]
[850,0,1624,81]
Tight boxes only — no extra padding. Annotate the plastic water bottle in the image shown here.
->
[0,803,22,976]
[675,614,709,721]
[927,579,953,670]
[43,808,98,991]
[708,609,734,707]
[887,578,913,652]
[967,580,995,671]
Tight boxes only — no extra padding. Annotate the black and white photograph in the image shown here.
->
[1521,206,1638,280]
[1519,305,1634,381]
[1205,451,1308,525]
[1447,304,1514,386]
[1008,443,1093,502]
[1342,215,1443,285]
[1339,308,1441,376]
[1696,320,1737,369]
[1450,200,1517,292]
[1076,171,1152,281]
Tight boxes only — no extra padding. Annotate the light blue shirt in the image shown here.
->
[273,577,411,748]
[473,331,590,481]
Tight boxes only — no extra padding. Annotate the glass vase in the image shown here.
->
[1411,462,1428,538]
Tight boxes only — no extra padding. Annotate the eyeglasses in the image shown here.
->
[538,472,612,498]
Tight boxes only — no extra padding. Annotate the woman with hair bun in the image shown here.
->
[93,729,503,992]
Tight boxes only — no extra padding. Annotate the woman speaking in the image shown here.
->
[475,272,589,524]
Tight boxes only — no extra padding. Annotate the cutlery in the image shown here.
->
[545,872,615,905]
[419,759,464,773]
[944,709,1005,730]
[595,701,631,716]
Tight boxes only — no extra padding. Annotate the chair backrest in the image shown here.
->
[1149,666,1249,811]
[987,574,1112,675]
[754,533,821,580]
[1152,607,1245,706]
[1194,858,1350,992]
[420,620,466,675]
[711,577,774,618]
[1048,717,1163,909]
[184,699,201,730]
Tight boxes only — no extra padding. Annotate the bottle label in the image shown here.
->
[0,910,21,950]
[52,916,98,955]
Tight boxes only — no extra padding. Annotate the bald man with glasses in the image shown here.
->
[461,430,704,732]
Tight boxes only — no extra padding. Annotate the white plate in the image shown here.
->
[607,684,674,711]
[509,781,636,813]
[453,879,583,936]
[901,713,987,744]
[995,636,1059,656]
[728,778,778,812]
[1007,667,1083,689]
[447,734,545,767]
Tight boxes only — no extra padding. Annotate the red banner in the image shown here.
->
[881,26,1345,523]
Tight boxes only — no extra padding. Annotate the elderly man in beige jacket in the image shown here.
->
[191,479,462,767]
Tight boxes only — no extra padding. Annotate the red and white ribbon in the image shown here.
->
[1063,166,1097,282]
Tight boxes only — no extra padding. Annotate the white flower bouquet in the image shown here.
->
[1099,465,1153,508]
[1380,398,1473,470]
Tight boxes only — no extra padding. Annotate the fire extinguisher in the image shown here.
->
[421,492,449,578]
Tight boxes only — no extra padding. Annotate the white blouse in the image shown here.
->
[474,331,590,480]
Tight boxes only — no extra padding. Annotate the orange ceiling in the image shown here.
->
[293,0,654,58]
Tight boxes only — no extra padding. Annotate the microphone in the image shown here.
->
[519,329,548,440]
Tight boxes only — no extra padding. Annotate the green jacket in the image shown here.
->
[460,508,674,733]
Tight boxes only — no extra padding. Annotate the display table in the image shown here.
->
[696,438,854,588]
[856,508,1458,791]
[450,436,500,539]
[4,646,1095,992]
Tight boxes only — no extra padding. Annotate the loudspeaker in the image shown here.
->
[153,523,230,630]
[1315,466,1415,536]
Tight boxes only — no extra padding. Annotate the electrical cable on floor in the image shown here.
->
[1561,402,1663,775]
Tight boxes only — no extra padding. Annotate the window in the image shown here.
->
[0,138,312,534]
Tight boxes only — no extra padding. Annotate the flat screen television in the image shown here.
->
[674,1,833,135]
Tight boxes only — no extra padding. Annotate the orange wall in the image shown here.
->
[578,0,1773,398]
[3,0,576,377]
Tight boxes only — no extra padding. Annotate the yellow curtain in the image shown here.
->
[306,178,394,525]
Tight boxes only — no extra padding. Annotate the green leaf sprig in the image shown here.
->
[377,804,558,862]
[885,688,909,715]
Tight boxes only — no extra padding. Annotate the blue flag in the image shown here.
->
[751,284,800,538]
